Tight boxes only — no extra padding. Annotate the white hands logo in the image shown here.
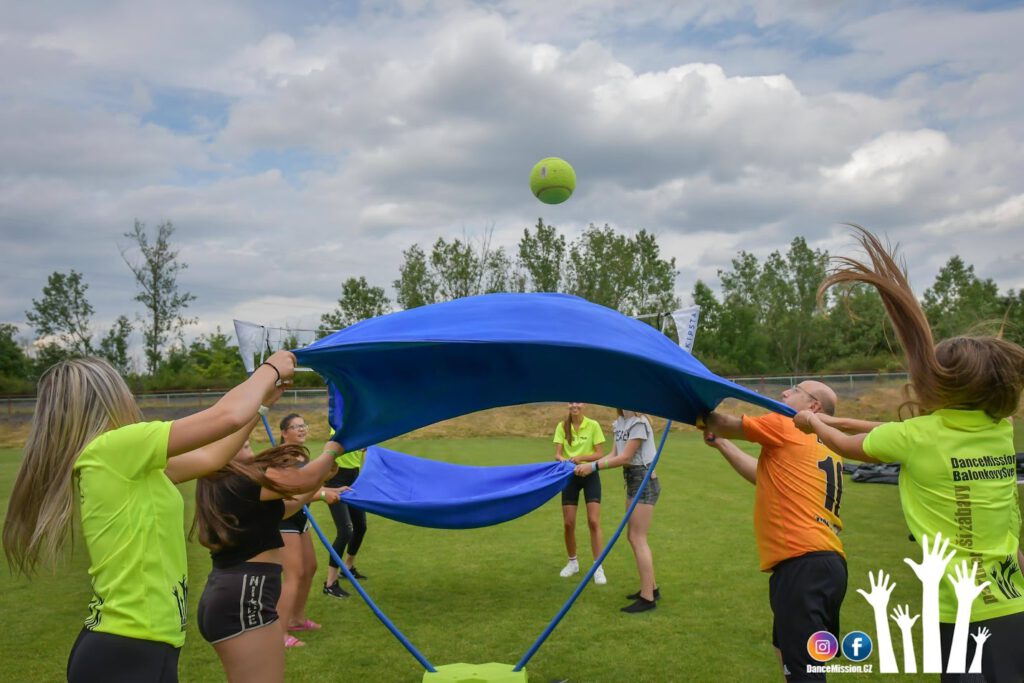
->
[860,531,990,675]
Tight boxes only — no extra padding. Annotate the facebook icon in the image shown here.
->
[841,631,873,662]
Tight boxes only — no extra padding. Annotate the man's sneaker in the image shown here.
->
[621,596,657,613]
[559,558,580,577]
[593,566,607,585]
[323,581,350,599]
[626,587,660,601]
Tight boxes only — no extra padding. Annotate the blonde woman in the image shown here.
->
[575,409,660,612]
[2,351,296,682]
[553,402,607,583]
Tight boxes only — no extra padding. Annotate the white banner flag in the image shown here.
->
[669,306,702,353]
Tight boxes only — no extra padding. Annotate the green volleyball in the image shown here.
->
[529,157,576,205]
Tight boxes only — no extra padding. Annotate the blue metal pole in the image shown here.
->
[513,420,673,671]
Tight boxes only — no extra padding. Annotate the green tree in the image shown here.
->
[188,329,246,382]
[922,256,1002,340]
[394,244,437,310]
[758,237,830,373]
[121,220,197,373]
[97,315,134,375]
[321,277,392,330]
[518,218,566,292]
[0,323,31,391]
[25,270,95,356]
[565,224,632,310]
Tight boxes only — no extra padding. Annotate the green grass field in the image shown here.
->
[0,434,1017,682]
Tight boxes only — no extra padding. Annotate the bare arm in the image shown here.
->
[554,443,566,462]
[576,440,638,475]
[573,442,605,464]
[167,349,296,460]
[704,432,757,485]
[702,411,746,440]
[818,413,884,435]
[794,411,880,463]
[165,417,259,484]
[264,445,341,494]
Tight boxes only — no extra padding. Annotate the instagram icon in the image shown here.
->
[806,631,839,663]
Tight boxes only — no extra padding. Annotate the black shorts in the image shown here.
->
[279,508,309,534]
[197,561,282,644]
[67,628,180,683]
[939,609,1024,683]
[769,551,848,682]
[561,472,601,505]
[623,465,660,505]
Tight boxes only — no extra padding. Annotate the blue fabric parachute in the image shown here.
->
[341,446,576,529]
[294,293,793,529]
[294,293,792,452]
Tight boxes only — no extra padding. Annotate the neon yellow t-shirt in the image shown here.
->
[863,410,1024,622]
[73,421,188,647]
[335,449,363,470]
[553,417,606,460]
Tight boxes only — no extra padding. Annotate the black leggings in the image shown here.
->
[327,467,367,568]
[940,609,1024,683]
[67,628,180,683]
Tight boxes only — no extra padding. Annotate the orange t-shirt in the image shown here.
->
[742,412,845,571]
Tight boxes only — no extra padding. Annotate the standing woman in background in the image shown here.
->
[575,409,661,613]
[794,227,1024,682]
[275,413,322,647]
[2,351,296,682]
[323,447,369,599]
[553,402,608,584]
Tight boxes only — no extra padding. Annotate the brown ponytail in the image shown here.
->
[822,226,1024,419]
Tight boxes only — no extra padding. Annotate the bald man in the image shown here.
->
[703,381,847,683]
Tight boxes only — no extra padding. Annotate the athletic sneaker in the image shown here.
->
[621,596,656,613]
[593,566,607,585]
[559,558,580,577]
[342,566,368,580]
[323,581,350,599]
[626,587,660,601]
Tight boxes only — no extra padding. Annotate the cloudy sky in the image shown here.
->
[3,0,1023,350]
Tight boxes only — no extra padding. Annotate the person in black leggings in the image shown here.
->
[323,448,369,598]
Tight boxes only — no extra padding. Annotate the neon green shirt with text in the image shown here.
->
[74,421,188,646]
[863,410,1024,622]
[553,417,606,460]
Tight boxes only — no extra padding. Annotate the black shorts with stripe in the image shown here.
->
[197,561,282,644]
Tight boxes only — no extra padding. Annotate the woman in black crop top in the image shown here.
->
[193,439,343,682]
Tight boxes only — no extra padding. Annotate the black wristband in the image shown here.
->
[259,361,281,383]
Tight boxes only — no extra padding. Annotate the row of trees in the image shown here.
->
[4,218,1023,393]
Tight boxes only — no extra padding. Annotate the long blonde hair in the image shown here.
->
[3,357,141,574]
[822,226,1024,419]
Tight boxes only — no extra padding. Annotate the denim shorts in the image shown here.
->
[623,465,660,505]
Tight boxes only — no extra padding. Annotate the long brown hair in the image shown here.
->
[3,357,142,575]
[821,226,1024,419]
[192,443,307,552]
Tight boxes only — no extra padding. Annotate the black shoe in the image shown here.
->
[626,587,660,601]
[323,581,350,599]
[621,597,657,613]
[343,567,368,580]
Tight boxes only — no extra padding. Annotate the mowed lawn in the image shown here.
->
[1,432,1017,682]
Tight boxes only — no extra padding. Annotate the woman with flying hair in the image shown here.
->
[193,439,342,681]
[795,227,1024,682]
[2,351,296,682]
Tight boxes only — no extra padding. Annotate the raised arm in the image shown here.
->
[167,350,296,458]
[701,411,745,440]
[817,413,884,435]
[264,443,341,495]
[166,416,259,484]
[794,410,880,463]
[703,432,757,485]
